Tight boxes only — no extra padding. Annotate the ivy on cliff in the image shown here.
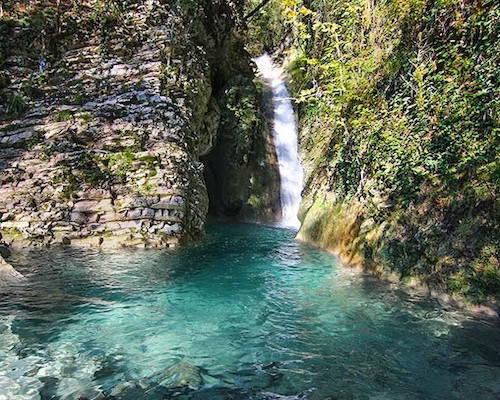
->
[279,0,499,303]
[244,0,288,55]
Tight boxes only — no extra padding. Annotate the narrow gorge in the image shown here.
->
[0,1,499,399]
[0,0,280,248]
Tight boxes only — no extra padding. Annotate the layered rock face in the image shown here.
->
[0,0,279,247]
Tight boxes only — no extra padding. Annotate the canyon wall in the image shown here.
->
[0,0,279,248]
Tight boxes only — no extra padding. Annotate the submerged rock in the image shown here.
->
[0,256,24,286]
[109,381,136,397]
[110,360,204,398]
[0,244,11,259]
[148,361,203,390]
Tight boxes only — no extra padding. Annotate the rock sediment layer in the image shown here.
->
[0,0,278,247]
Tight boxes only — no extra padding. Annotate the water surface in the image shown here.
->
[0,224,499,399]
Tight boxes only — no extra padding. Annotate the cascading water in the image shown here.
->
[254,54,303,229]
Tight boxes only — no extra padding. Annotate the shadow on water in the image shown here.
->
[0,223,289,339]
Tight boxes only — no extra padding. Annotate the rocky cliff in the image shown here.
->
[278,0,499,306]
[0,0,279,248]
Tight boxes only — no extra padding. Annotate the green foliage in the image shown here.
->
[285,0,499,303]
[449,244,500,303]
[0,18,21,67]
[74,94,89,105]
[0,1,137,61]
[54,109,73,122]
[137,182,153,196]
[92,0,130,53]
[5,92,28,115]
[76,112,93,123]
[244,0,287,55]
[52,152,108,199]
[219,77,262,164]
[286,0,499,199]
[76,152,107,186]
[106,149,136,182]
[50,147,149,199]
[23,131,44,150]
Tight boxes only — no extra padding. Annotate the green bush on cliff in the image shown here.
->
[244,0,288,55]
[279,0,499,303]
[106,150,136,183]
[220,76,262,162]
[0,1,136,60]
[5,92,27,115]
[54,109,73,122]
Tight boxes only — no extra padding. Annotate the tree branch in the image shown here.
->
[244,0,272,21]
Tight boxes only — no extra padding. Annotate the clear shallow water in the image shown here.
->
[0,224,499,400]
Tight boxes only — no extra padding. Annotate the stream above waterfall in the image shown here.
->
[0,224,499,400]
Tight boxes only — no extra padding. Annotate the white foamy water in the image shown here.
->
[254,54,303,229]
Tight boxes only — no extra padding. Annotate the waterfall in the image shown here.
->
[254,54,303,230]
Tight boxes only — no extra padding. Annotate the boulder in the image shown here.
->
[0,244,11,259]
[0,256,24,286]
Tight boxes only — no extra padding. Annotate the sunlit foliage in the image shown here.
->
[282,0,499,303]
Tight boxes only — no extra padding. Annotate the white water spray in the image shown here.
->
[254,54,303,229]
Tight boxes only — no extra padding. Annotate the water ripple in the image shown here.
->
[0,224,499,400]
